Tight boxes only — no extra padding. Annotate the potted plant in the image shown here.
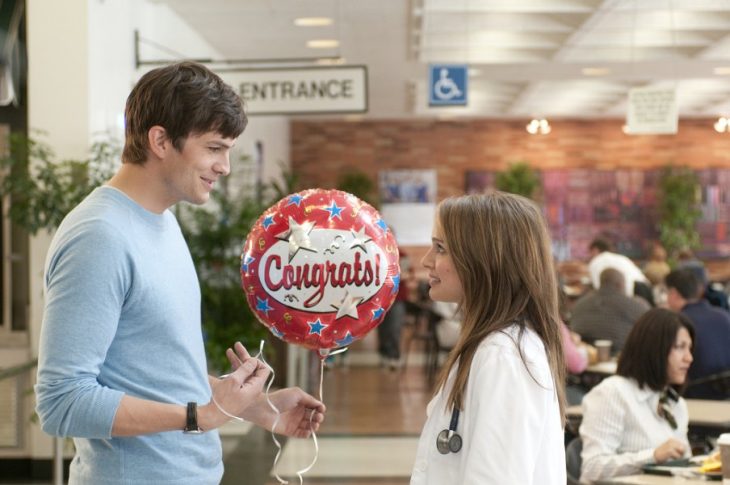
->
[656,165,701,259]
[495,161,540,199]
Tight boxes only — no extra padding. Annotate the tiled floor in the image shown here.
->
[222,360,433,485]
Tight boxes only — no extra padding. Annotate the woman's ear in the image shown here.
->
[147,125,168,159]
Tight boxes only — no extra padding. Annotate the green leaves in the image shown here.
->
[0,133,118,234]
[657,165,701,258]
[495,161,540,199]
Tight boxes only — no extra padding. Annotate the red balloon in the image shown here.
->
[241,189,400,351]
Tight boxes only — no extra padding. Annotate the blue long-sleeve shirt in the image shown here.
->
[35,186,222,484]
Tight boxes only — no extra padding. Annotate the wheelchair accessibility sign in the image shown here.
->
[429,64,467,106]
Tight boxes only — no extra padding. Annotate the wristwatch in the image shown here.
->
[183,402,203,434]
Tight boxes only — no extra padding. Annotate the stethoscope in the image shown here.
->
[436,407,463,454]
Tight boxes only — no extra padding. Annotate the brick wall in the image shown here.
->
[291,118,730,269]
[291,118,730,200]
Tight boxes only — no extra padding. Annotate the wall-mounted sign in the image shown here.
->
[429,64,468,106]
[626,86,678,135]
[219,66,368,115]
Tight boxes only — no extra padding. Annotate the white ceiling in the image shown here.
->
[148,0,730,120]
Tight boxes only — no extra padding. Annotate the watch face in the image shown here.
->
[183,428,204,434]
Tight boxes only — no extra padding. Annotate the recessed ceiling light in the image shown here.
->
[714,67,730,76]
[294,17,333,27]
[315,57,345,65]
[307,39,339,49]
[581,67,611,77]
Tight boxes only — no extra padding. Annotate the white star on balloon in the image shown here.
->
[331,290,364,320]
[276,216,317,262]
[349,227,373,253]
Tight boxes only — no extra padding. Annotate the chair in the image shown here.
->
[566,436,583,485]
[685,370,730,400]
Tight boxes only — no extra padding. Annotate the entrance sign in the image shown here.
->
[220,66,368,115]
[429,64,468,106]
[626,86,678,135]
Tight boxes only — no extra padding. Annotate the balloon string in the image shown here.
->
[220,343,349,484]
[254,340,290,485]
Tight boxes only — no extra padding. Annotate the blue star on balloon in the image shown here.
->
[256,297,274,316]
[286,194,303,207]
[262,215,275,230]
[241,255,256,273]
[308,318,328,335]
[391,274,400,295]
[270,326,284,339]
[372,307,385,321]
[324,201,344,220]
[335,331,355,347]
[376,219,389,232]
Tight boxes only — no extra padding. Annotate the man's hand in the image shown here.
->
[199,342,270,431]
[224,342,326,437]
[653,438,686,463]
[244,388,326,438]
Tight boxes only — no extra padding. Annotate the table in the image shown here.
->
[586,359,618,375]
[567,399,730,429]
[597,474,710,484]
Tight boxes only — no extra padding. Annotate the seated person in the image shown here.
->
[587,237,649,298]
[666,268,730,399]
[570,268,650,353]
[579,308,695,483]
[643,243,670,287]
[676,248,730,311]
[561,323,597,375]
[561,322,597,405]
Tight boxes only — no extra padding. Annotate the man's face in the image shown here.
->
[161,131,235,206]
[666,287,686,312]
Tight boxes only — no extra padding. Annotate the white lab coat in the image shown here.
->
[410,324,566,485]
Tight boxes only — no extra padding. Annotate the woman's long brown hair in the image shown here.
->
[434,192,566,425]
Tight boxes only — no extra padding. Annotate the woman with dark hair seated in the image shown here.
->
[579,308,695,483]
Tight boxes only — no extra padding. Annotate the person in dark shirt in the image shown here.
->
[666,268,730,400]
[570,268,650,353]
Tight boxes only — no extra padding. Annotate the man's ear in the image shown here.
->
[147,126,168,159]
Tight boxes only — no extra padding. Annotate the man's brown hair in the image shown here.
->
[122,62,246,165]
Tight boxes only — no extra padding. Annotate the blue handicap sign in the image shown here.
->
[429,64,468,106]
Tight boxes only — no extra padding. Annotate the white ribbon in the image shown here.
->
[216,341,348,485]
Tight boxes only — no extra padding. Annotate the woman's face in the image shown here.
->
[420,216,463,303]
[667,326,693,385]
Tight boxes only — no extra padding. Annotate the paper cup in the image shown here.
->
[594,340,612,362]
[719,433,730,484]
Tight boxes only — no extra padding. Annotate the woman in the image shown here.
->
[579,308,695,483]
[410,192,566,484]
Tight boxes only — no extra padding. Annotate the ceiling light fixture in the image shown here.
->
[294,17,333,27]
[315,57,345,65]
[581,67,611,77]
[526,118,551,135]
[307,39,339,49]
[714,117,730,133]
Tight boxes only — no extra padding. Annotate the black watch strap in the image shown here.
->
[183,402,203,434]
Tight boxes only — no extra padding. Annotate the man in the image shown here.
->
[570,268,650,352]
[587,237,650,300]
[35,62,325,485]
[666,268,730,399]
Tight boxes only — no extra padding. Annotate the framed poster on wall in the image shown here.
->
[379,169,437,246]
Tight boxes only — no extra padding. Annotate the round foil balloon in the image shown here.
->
[241,189,400,351]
